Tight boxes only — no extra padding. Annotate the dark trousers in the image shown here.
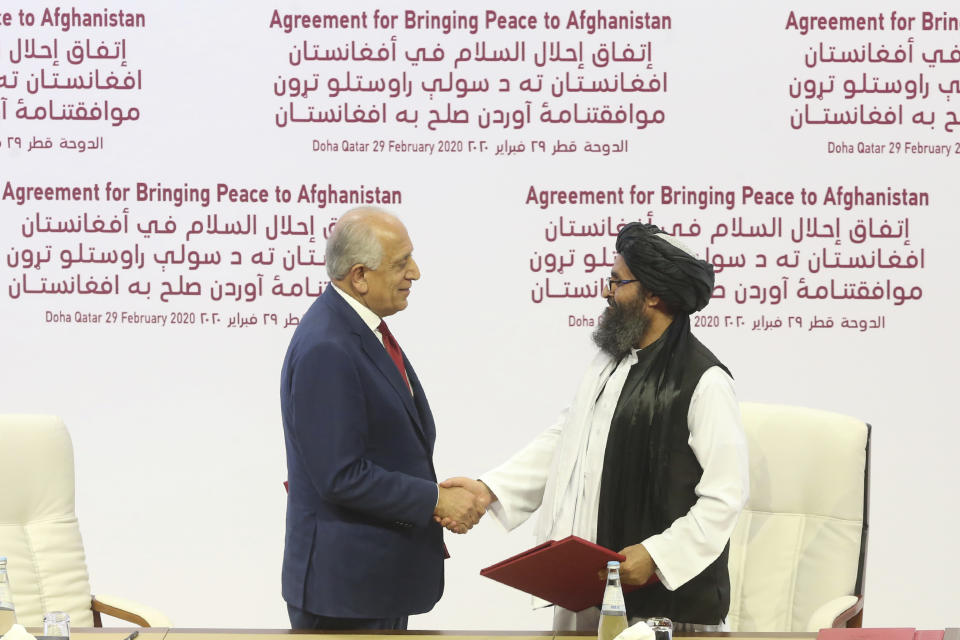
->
[287,604,408,631]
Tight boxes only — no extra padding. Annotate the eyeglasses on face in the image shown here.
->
[605,277,641,291]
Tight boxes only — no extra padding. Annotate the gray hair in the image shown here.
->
[325,209,385,279]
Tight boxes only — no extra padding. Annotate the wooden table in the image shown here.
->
[60,630,817,640]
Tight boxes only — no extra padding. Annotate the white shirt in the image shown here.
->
[332,283,386,346]
[482,350,749,594]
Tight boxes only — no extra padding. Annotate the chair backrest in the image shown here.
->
[727,403,869,631]
[0,415,94,626]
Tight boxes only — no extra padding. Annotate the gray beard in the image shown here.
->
[591,298,651,360]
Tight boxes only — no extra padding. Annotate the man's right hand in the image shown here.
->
[434,478,497,533]
[434,485,486,534]
[440,477,496,506]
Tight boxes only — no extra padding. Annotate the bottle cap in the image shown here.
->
[607,560,620,568]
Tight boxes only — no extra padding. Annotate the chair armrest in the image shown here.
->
[805,595,862,631]
[91,594,172,627]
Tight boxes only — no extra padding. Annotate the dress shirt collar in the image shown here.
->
[616,348,640,367]
[332,283,383,341]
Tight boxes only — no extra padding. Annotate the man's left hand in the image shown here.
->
[617,543,657,585]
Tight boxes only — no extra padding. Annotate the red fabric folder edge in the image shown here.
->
[480,535,648,612]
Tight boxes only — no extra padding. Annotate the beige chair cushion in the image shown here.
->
[0,415,94,627]
[727,403,867,631]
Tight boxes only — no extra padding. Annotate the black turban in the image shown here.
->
[615,222,714,314]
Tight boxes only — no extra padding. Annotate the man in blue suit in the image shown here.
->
[280,207,485,630]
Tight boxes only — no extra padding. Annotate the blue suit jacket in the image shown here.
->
[280,286,443,618]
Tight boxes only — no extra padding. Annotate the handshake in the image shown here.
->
[433,477,497,534]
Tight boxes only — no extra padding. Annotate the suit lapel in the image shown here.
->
[322,288,428,445]
[405,357,435,452]
[360,333,423,429]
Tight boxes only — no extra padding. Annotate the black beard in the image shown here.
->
[591,297,650,360]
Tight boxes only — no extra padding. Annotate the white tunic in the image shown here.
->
[481,348,749,628]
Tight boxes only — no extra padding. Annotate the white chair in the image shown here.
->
[727,403,869,631]
[0,415,170,627]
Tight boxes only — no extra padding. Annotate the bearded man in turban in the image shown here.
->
[442,223,750,631]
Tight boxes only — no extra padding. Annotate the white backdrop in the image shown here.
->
[1,0,958,630]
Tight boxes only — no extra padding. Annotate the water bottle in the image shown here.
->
[43,611,70,640]
[0,556,17,635]
[598,560,628,640]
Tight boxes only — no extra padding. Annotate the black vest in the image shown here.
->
[606,335,730,624]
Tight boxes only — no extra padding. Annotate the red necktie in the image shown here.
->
[378,320,410,389]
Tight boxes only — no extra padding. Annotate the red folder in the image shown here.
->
[480,535,646,612]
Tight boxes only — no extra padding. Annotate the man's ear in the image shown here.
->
[349,264,368,294]
[646,291,664,310]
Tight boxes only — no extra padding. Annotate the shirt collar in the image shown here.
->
[621,348,640,368]
[332,283,382,336]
